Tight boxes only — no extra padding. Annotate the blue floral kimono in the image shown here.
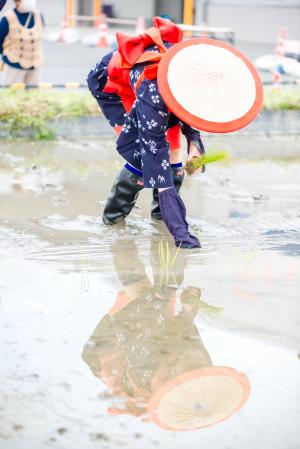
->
[88,46,204,188]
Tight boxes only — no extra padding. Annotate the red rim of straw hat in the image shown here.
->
[147,366,251,431]
[157,38,263,133]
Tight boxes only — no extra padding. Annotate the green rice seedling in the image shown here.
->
[157,240,223,322]
[185,151,229,175]
[199,300,223,317]
[158,239,181,287]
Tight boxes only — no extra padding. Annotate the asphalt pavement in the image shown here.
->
[40,37,277,85]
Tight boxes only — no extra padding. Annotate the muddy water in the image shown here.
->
[0,139,300,449]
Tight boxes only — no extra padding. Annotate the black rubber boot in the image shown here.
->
[151,166,184,220]
[103,166,144,225]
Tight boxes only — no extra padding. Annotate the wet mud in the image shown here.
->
[0,139,299,448]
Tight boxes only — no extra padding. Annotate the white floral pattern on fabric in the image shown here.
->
[123,123,131,134]
[151,95,160,104]
[140,347,151,357]
[138,120,145,131]
[116,333,125,343]
[149,83,156,92]
[148,140,158,154]
[146,119,158,129]
[149,177,156,187]
[161,160,170,170]
[158,110,168,117]
[128,115,137,127]
[145,293,154,303]
[141,370,153,386]
[91,62,99,72]
[156,314,165,324]
[158,175,166,186]
[142,138,158,154]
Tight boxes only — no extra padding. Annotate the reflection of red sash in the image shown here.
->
[107,291,130,317]
[103,27,167,112]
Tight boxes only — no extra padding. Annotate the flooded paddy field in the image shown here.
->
[0,138,300,449]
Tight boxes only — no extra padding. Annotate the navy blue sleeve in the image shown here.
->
[87,51,127,127]
[180,122,205,154]
[0,0,7,13]
[0,16,9,54]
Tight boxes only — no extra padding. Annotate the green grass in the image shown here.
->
[0,86,299,140]
[0,89,98,140]
[263,86,300,110]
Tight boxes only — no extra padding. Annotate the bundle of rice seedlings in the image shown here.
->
[185,151,229,175]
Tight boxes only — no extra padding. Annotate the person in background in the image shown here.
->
[0,0,44,85]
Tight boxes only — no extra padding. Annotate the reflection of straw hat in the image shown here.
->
[148,367,250,431]
[158,39,263,133]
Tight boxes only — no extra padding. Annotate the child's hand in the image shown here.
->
[186,142,205,175]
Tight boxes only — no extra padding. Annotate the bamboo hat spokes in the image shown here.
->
[158,39,263,133]
[147,366,251,431]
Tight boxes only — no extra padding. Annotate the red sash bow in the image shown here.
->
[116,16,183,67]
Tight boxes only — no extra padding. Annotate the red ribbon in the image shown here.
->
[116,16,183,66]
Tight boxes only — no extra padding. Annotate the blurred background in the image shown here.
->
[1,0,300,84]
[40,0,300,43]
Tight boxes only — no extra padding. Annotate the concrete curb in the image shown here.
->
[0,110,299,139]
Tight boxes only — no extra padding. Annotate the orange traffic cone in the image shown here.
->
[272,27,288,92]
[275,26,288,59]
[135,16,146,35]
[96,14,109,48]
[58,14,69,43]
[272,70,281,93]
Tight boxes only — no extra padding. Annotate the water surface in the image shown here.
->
[0,139,299,448]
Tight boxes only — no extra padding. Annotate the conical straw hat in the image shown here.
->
[148,366,250,431]
[158,38,263,133]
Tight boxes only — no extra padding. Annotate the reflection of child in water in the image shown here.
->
[82,239,250,430]
[82,239,211,417]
